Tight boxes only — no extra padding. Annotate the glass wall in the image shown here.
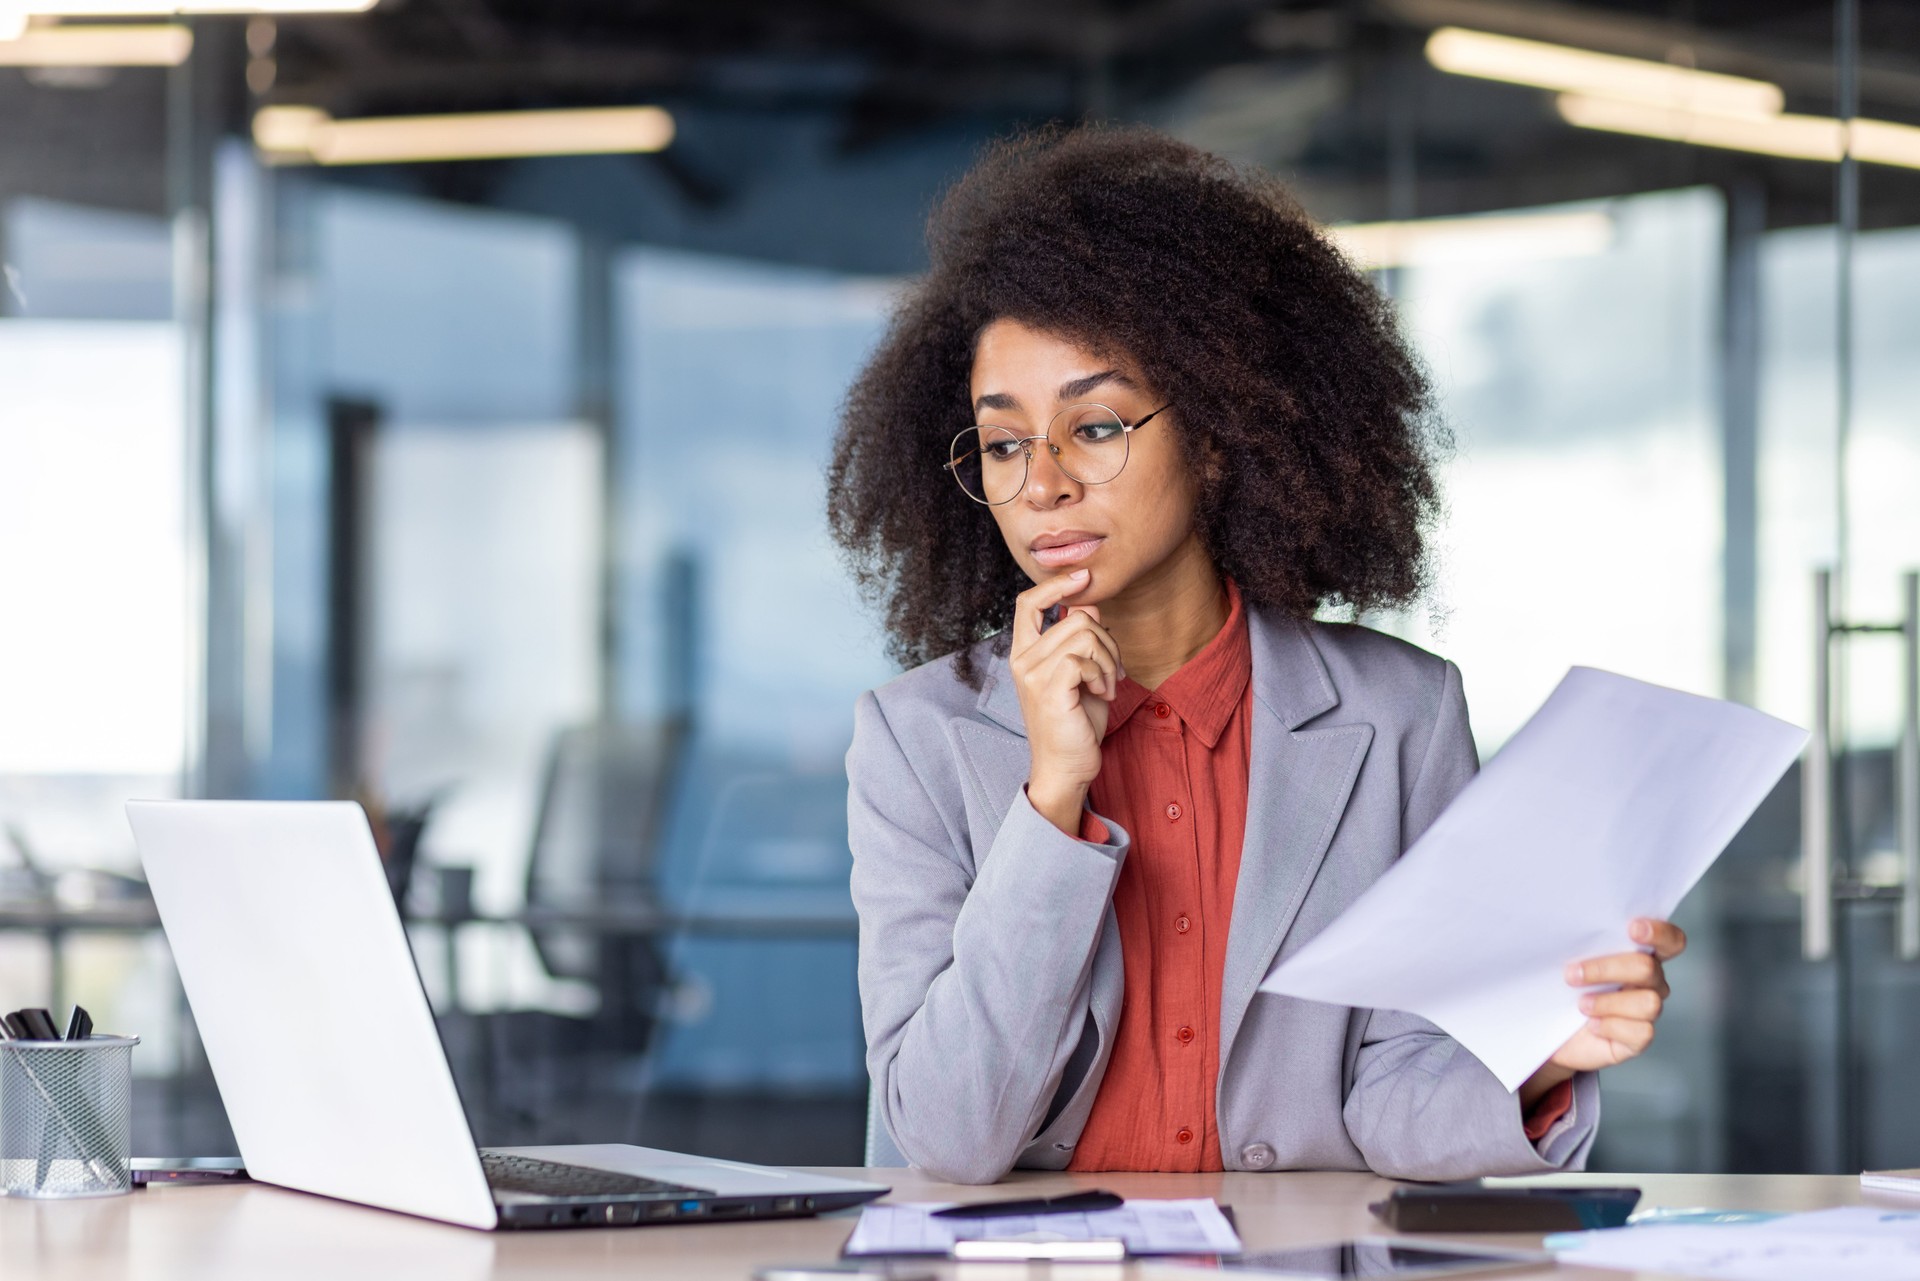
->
[612,248,900,1093]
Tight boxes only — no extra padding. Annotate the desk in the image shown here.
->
[0,1166,1901,1280]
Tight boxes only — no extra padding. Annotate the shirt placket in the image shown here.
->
[1148,697,1204,1171]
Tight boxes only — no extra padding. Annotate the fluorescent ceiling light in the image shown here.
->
[1426,26,1784,117]
[1329,210,1614,270]
[0,21,191,64]
[1557,93,1920,170]
[1,0,374,13]
[253,104,676,165]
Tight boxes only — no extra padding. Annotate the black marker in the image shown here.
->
[64,1005,92,1041]
[19,1008,60,1041]
[930,1189,1125,1220]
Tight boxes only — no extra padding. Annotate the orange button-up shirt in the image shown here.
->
[1064,575,1570,1171]
[1068,575,1254,1171]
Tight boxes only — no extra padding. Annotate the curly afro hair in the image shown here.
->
[826,120,1450,691]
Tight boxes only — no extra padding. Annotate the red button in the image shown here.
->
[1166,802,1182,821]
[1176,1025,1195,1045]
[1154,702,1171,718]
[1175,1127,1194,1145]
[1175,914,1191,934]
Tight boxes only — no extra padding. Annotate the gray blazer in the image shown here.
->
[846,602,1599,1184]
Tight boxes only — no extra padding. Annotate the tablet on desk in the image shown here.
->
[1148,1237,1548,1280]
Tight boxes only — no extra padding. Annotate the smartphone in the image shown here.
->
[1368,1182,1640,1232]
[131,1156,250,1185]
[1149,1238,1547,1279]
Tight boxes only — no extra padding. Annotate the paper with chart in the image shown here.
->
[842,1199,1242,1257]
[1549,1206,1920,1280]
[1258,666,1808,1091]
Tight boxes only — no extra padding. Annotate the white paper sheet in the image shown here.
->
[1551,1206,1920,1280]
[842,1198,1242,1257]
[1258,666,1807,1090]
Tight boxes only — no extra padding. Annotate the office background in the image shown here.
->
[2,0,1917,1175]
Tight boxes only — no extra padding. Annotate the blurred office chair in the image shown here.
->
[522,716,691,1055]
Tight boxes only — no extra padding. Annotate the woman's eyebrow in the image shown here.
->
[1059,368,1137,400]
[972,369,1139,414]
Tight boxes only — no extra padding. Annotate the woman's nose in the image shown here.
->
[1024,440,1081,506]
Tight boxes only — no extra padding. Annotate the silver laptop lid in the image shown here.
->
[128,799,499,1229]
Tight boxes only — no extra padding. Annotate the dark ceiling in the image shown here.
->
[4,0,1920,266]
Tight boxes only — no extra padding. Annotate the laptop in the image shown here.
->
[125,799,889,1230]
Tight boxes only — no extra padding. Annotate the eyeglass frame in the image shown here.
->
[942,401,1174,506]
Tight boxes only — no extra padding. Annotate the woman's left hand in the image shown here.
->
[1521,918,1687,1106]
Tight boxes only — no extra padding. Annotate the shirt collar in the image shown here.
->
[1107,575,1250,749]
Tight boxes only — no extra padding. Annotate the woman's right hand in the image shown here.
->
[1010,569,1124,835]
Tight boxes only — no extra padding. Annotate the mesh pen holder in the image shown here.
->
[0,1034,138,1198]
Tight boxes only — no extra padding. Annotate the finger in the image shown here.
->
[1629,918,1688,961]
[1566,952,1664,990]
[1053,642,1118,701]
[1060,605,1122,678]
[1584,1016,1655,1060]
[1013,570,1091,649]
[1037,650,1112,710]
[1071,654,1110,700]
[1579,988,1662,1020]
[1025,610,1123,685]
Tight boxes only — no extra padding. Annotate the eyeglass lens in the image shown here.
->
[948,404,1131,505]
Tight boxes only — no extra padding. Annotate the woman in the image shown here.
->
[825,122,1684,1184]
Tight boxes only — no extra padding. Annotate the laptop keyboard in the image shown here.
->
[480,1151,709,1201]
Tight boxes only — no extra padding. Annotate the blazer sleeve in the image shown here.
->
[1340,658,1601,1179]
[847,690,1130,1184]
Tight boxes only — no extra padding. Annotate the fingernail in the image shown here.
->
[1070,569,1088,579]
[1587,1018,1605,1033]
[1579,995,1596,1014]
[1631,920,1652,942]
[1564,963,1582,984]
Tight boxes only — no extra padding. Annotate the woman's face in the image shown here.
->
[967,317,1198,600]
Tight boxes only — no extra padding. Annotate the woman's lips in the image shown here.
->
[1031,537,1105,567]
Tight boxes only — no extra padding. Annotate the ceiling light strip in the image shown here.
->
[4,0,375,14]
[253,105,676,166]
[1425,26,1784,117]
[0,21,191,64]
[1557,93,1920,170]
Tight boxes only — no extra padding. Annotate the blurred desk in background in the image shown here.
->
[0,900,854,1031]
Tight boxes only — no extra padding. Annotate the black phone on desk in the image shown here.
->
[1369,1181,1640,1232]
[1148,1238,1547,1280]
[131,1157,249,1185]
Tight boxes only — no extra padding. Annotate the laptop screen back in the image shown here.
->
[128,800,498,1229]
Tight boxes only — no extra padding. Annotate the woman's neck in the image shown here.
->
[1099,534,1229,691]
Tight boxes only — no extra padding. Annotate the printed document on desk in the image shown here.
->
[1258,666,1807,1090]
[843,1199,1242,1257]
[1549,1206,1920,1280]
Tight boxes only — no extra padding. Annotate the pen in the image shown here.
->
[929,1189,1125,1219]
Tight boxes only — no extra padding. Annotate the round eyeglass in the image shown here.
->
[943,401,1173,506]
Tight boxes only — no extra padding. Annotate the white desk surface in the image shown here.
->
[0,1165,1902,1279]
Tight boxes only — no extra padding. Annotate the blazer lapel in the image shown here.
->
[948,648,1037,848]
[1217,609,1373,1067]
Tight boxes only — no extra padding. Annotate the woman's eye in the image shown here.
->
[1075,421,1122,442]
[983,440,1023,460]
